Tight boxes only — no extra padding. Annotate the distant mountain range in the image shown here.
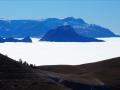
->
[0,37,32,43]
[0,17,118,38]
[0,53,119,90]
[40,25,104,42]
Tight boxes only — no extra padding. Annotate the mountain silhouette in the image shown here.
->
[62,17,86,26]
[0,53,112,90]
[0,37,32,43]
[40,25,104,42]
[0,37,4,43]
[0,17,117,38]
[74,24,116,38]
[21,37,32,42]
[5,37,20,42]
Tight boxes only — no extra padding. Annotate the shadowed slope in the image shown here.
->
[0,53,108,90]
[38,57,120,90]
[0,53,70,90]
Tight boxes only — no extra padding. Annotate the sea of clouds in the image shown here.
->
[0,37,120,65]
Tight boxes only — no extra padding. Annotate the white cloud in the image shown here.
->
[0,37,120,65]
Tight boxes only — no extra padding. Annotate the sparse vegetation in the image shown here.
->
[18,59,36,68]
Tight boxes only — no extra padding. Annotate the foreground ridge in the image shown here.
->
[0,53,119,90]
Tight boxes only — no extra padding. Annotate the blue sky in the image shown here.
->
[0,0,120,34]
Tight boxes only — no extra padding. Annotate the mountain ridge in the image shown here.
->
[40,25,104,42]
[0,53,119,89]
[38,57,120,90]
[0,37,32,43]
[0,17,117,38]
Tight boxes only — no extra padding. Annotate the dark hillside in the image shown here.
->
[0,54,70,90]
[0,53,117,90]
[38,57,120,90]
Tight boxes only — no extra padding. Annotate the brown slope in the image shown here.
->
[0,53,70,90]
[38,57,120,89]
